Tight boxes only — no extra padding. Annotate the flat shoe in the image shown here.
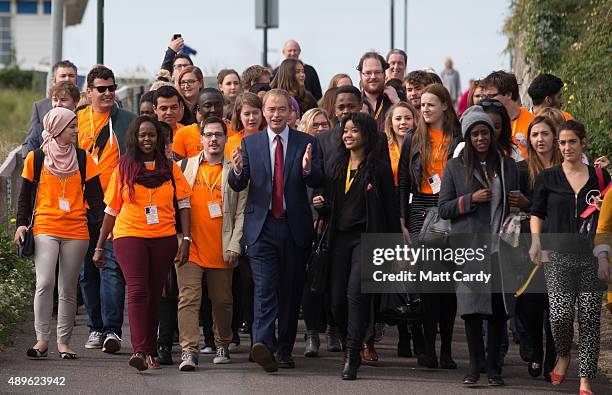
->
[528,361,542,377]
[59,351,78,359]
[129,353,148,371]
[26,347,48,359]
[463,374,479,386]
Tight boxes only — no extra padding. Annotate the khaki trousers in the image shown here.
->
[176,261,233,353]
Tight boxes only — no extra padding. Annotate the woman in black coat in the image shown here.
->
[313,112,400,380]
[438,105,521,386]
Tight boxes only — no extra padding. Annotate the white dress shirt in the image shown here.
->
[267,125,289,210]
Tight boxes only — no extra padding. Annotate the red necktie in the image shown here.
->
[272,135,284,218]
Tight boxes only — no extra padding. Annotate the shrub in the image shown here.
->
[504,0,612,158]
[0,224,35,349]
[0,67,34,90]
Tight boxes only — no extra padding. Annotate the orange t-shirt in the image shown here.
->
[420,129,449,194]
[388,140,400,186]
[22,151,100,240]
[104,162,192,239]
[561,110,573,121]
[224,130,245,159]
[77,107,120,191]
[511,107,535,159]
[173,124,202,159]
[189,162,226,268]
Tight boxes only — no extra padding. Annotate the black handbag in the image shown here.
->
[380,282,424,324]
[18,215,36,258]
[418,206,450,246]
[306,217,331,294]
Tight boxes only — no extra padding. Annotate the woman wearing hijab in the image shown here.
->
[15,107,105,360]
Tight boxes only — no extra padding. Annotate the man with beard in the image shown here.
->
[358,51,401,131]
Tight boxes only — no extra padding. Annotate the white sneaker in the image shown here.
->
[213,346,231,364]
[179,351,198,371]
[85,331,102,349]
[200,345,216,354]
[102,332,121,354]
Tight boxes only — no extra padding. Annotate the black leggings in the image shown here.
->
[464,293,505,377]
[329,229,369,350]
[422,292,456,359]
[516,292,556,373]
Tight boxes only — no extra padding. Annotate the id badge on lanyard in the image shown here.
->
[428,173,442,194]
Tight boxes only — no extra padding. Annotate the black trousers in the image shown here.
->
[329,228,369,350]
[516,292,556,374]
[158,266,178,347]
[422,292,456,359]
[464,293,505,377]
[237,256,254,329]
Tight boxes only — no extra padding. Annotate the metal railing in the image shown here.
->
[0,84,148,227]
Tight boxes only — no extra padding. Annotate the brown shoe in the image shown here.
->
[129,352,148,371]
[146,354,161,369]
[251,343,278,372]
[361,342,379,364]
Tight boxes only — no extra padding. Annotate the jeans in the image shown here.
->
[80,239,125,338]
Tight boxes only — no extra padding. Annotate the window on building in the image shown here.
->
[44,1,51,14]
[16,1,38,14]
[0,1,10,13]
[0,16,10,65]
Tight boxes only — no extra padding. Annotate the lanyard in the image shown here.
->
[374,98,384,120]
[58,177,68,198]
[88,107,113,154]
[433,136,447,163]
[148,188,158,203]
[200,164,222,200]
[345,162,358,194]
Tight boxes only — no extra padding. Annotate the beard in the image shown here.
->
[362,81,384,95]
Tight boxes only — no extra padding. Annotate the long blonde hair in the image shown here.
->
[383,101,418,147]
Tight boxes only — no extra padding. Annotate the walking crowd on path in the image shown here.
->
[12,35,612,395]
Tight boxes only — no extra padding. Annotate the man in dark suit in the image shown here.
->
[229,88,321,372]
[316,85,391,181]
[272,40,322,100]
[22,60,78,158]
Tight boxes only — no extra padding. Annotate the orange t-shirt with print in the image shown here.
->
[77,107,119,191]
[511,107,535,159]
[104,162,192,239]
[388,140,400,186]
[420,129,449,194]
[22,151,100,240]
[189,162,227,268]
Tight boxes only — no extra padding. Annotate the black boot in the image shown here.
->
[326,326,343,352]
[397,322,413,358]
[341,347,361,380]
[304,330,320,357]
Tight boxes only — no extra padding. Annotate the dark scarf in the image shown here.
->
[134,156,172,188]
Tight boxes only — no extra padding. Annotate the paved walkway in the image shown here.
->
[0,309,610,394]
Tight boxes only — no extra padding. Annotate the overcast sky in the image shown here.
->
[64,0,511,91]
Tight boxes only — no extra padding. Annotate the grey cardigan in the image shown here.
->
[438,153,520,317]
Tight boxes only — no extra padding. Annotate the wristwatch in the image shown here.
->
[183,236,192,242]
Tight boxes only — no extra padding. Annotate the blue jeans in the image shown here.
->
[80,239,125,338]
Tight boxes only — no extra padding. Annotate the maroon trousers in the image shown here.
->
[114,236,177,354]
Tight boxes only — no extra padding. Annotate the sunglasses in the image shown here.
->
[479,99,503,107]
[91,84,117,93]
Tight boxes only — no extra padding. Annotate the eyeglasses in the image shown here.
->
[361,70,384,78]
[180,79,198,87]
[174,63,190,69]
[92,84,117,93]
[202,132,225,139]
[312,122,329,129]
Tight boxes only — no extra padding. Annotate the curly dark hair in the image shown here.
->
[333,112,381,181]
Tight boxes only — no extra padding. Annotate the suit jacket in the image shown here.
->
[228,128,322,248]
[178,153,247,255]
[22,98,52,158]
